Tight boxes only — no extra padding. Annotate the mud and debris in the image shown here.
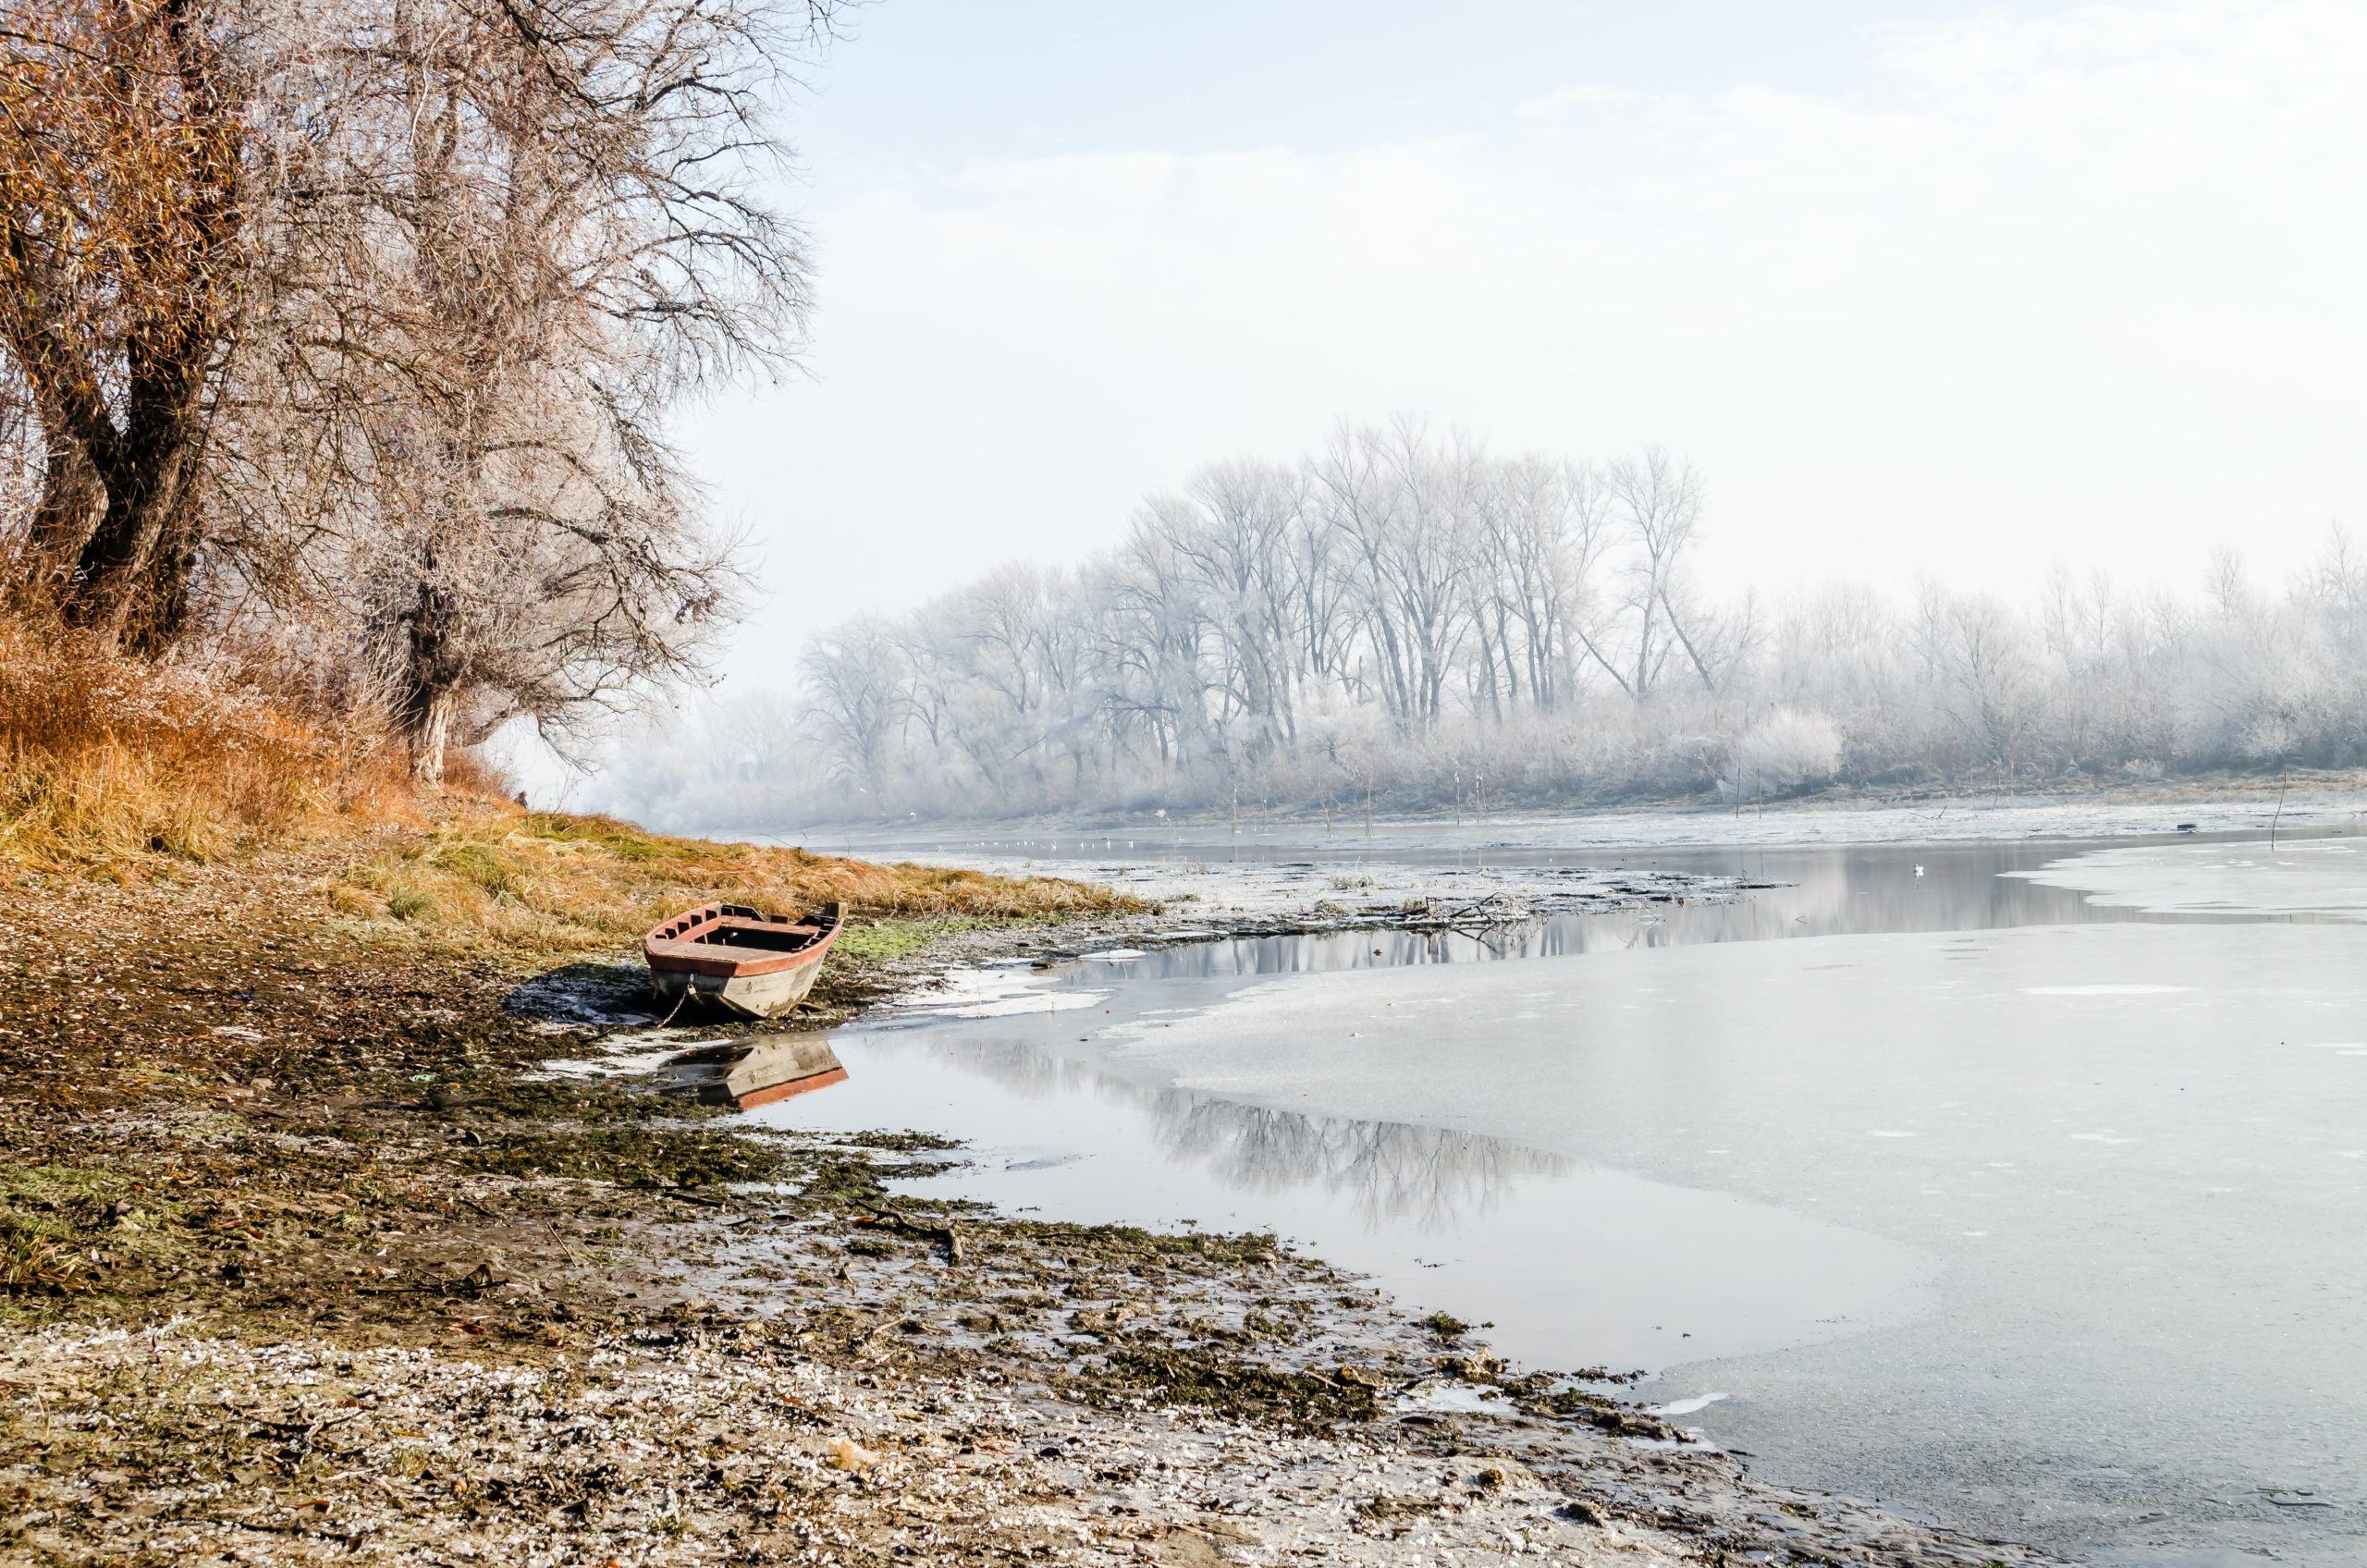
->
[881,855,1763,956]
[0,843,2067,1566]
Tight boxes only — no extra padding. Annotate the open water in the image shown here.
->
[750,832,2367,1567]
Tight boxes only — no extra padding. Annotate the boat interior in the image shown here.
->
[692,917,825,951]
[651,902,837,952]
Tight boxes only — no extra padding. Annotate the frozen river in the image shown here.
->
[758,832,2367,1567]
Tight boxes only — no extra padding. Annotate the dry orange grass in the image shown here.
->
[0,613,382,867]
[326,805,1142,959]
[0,608,1134,949]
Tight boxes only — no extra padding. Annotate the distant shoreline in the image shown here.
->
[719,774,2367,856]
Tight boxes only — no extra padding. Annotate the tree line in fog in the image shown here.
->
[598,416,2367,828]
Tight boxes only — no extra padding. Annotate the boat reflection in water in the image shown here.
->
[652,1035,847,1110]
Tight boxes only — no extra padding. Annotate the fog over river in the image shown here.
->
[760,833,2367,1568]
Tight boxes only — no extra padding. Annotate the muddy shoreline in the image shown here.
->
[0,847,2065,1566]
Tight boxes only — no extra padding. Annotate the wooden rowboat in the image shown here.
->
[643,901,842,1020]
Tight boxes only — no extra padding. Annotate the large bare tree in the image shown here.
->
[298,0,835,780]
[0,0,252,649]
[2,0,843,781]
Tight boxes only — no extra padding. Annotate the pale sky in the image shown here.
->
[688,0,2367,688]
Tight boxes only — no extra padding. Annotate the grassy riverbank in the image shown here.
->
[324,806,1140,959]
[0,800,1139,1297]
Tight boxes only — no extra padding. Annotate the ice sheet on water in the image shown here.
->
[812,791,2353,860]
[1049,917,2367,1568]
[2015,837,2367,920]
[896,966,1107,1018]
[1396,1383,1513,1417]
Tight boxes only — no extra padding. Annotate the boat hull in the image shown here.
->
[649,958,827,1021]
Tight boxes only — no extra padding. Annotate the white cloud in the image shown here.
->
[700,0,2367,680]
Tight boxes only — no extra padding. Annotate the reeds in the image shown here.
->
[0,609,1138,948]
[0,612,368,866]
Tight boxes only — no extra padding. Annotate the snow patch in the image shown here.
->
[1647,1391,1730,1416]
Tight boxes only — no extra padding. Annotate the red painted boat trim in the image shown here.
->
[730,1067,850,1109]
[642,901,842,979]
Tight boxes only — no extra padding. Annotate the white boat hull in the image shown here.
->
[651,962,824,1020]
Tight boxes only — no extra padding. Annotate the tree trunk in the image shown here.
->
[24,442,109,582]
[410,687,460,787]
[6,263,221,650]
[398,552,468,787]
[68,426,207,651]
[0,0,240,654]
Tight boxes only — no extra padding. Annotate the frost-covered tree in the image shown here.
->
[610,424,2367,831]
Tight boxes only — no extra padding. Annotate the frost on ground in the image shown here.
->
[0,1160,2070,1568]
[1,1323,1686,1568]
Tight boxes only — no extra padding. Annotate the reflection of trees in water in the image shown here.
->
[1154,1096,1565,1231]
[925,1037,1564,1232]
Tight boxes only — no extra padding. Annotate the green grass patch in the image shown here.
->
[833,916,991,964]
[434,841,516,898]
[521,812,668,862]
[1094,1345,1378,1433]
[0,1164,140,1294]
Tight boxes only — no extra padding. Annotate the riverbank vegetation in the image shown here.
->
[2,0,845,802]
[0,624,1130,953]
[618,418,2367,829]
[325,805,1141,957]
[0,610,375,866]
